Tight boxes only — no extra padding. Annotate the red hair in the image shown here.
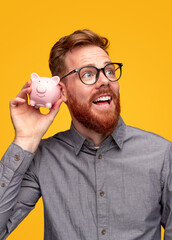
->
[49,29,109,77]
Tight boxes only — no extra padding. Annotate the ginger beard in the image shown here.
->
[66,87,121,134]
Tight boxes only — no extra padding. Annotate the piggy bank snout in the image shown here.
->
[37,85,46,94]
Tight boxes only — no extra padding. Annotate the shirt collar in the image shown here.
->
[111,116,126,150]
[69,116,126,155]
[69,124,86,155]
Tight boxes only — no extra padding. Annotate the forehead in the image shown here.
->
[65,45,111,69]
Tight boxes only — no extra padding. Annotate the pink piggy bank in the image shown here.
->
[29,73,61,109]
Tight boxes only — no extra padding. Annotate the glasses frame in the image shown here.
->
[61,62,123,85]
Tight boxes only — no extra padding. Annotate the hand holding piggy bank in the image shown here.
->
[29,73,61,109]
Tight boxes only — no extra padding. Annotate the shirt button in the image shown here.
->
[14,155,20,161]
[85,140,90,146]
[98,154,102,159]
[102,229,106,235]
[100,191,104,197]
[81,146,85,151]
[1,183,5,187]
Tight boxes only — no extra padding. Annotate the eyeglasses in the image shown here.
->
[61,62,123,85]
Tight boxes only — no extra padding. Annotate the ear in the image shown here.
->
[31,73,39,82]
[58,81,68,102]
[52,76,60,85]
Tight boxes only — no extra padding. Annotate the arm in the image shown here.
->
[0,81,63,239]
[161,143,172,239]
[0,143,36,239]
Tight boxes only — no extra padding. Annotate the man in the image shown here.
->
[0,29,171,240]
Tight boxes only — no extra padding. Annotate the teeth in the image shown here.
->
[94,96,111,102]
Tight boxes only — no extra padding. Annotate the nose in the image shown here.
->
[37,85,46,93]
[95,70,109,88]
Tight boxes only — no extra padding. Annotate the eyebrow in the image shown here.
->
[79,61,112,68]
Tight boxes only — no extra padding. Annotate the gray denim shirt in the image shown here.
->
[0,117,172,240]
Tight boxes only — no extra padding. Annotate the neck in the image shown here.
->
[72,118,111,147]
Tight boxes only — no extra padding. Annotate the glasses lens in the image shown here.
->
[80,66,97,85]
[105,63,121,81]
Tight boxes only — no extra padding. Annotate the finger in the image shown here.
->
[21,81,32,90]
[16,86,32,99]
[48,98,63,119]
[16,81,32,97]
[52,98,63,110]
[10,97,26,108]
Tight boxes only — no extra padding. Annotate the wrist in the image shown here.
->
[14,136,41,153]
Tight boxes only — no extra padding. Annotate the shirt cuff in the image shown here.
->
[1,142,34,175]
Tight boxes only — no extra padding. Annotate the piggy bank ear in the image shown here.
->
[31,73,39,82]
[52,76,60,85]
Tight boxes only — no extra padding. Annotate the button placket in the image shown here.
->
[95,151,109,239]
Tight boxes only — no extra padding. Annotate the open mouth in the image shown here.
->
[93,95,112,105]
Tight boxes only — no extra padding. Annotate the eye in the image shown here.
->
[82,72,92,79]
[106,69,113,75]
[105,66,116,77]
[80,66,97,82]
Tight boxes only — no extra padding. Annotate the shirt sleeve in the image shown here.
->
[161,142,172,239]
[0,143,41,240]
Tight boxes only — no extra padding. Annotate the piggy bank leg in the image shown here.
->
[45,103,52,109]
[30,100,36,107]
[35,104,44,109]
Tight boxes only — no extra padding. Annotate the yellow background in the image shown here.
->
[0,0,172,239]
